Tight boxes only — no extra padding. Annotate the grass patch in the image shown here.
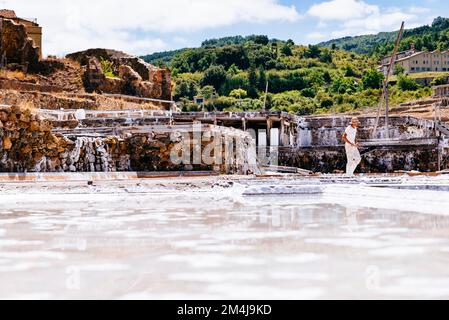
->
[389,72,449,82]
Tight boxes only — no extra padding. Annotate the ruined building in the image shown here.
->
[67,49,172,101]
[0,9,42,71]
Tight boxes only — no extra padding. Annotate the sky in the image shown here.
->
[2,0,446,57]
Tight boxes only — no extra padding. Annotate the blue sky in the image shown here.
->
[3,0,446,57]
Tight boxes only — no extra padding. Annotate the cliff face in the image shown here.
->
[67,49,172,101]
[0,18,40,72]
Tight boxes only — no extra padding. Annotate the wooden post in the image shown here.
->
[266,118,272,147]
[242,118,247,131]
[385,86,389,139]
[280,117,285,147]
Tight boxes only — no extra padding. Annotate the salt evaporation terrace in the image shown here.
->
[41,108,449,173]
[1,107,449,299]
[2,174,449,299]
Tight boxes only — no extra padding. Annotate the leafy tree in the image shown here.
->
[331,77,359,94]
[229,88,248,99]
[281,43,293,56]
[227,64,241,75]
[397,75,419,91]
[220,73,250,96]
[321,99,334,109]
[199,85,217,100]
[304,45,321,59]
[258,66,267,91]
[319,50,333,63]
[174,78,198,101]
[247,65,259,98]
[323,70,332,84]
[393,64,405,76]
[201,65,227,90]
[362,69,384,89]
[216,45,250,70]
[344,65,357,77]
[248,35,269,45]
[301,88,316,98]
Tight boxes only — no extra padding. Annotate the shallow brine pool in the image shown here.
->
[1,183,449,299]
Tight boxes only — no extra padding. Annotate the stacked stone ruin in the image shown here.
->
[0,105,259,174]
[67,49,172,101]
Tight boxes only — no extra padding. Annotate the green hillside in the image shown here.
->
[319,17,449,58]
[141,35,433,115]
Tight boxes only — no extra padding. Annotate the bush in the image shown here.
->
[397,75,419,91]
[99,57,117,78]
[320,99,334,109]
[229,88,248,99]
[431,76,448,86]
[301,87,316,98]
[362,68,384,89]
[173,77,199,101]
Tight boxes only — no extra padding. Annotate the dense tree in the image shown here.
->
[247,65,259,98]
[362,69,384,89]
[397,75,419,91]
[201,65,227,90]
[393,64,405,76]
[149,34,432,116]
[258,66,267,91]
[304,45,321,59]
[281,43,293,56]
[173,78,198,100]
[319,50,333,63]
[229,88,248,99]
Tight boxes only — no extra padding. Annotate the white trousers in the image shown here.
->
[345,144,361,175]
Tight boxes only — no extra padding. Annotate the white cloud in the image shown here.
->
[308,0,378,21]
[307,0,433,40]
[3,0,300,56]
[306,32,327,42]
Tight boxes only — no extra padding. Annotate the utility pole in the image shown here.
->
[373,21,405,138]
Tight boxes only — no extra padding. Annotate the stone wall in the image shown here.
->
[280,145,441,173]
[0,105,257,174]
[0,90,164,111]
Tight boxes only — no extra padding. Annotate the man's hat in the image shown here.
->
[351,117,360,124]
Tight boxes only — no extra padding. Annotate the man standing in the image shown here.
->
[342,117,361,175]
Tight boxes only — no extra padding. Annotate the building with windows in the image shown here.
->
[379,45,449,77]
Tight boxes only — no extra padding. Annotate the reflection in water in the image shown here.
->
[1,193,449,299]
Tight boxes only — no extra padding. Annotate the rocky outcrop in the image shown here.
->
[0,18,40,72]
[67,49,172,100]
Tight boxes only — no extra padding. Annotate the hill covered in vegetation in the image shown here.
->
[319,17,449,58]
[142,35,432,115]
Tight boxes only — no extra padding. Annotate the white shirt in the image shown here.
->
[345,125,357,145]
